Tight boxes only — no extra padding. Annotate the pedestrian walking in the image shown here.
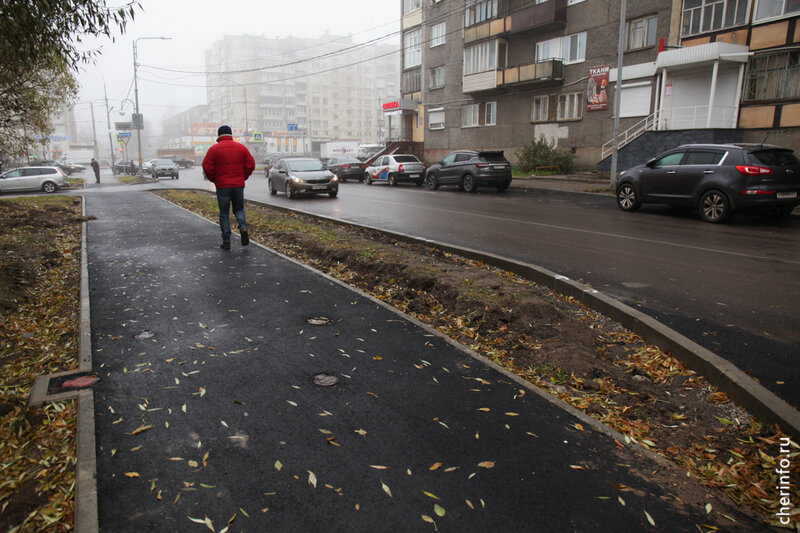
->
[91,158,101,183]
[201,125,255,250]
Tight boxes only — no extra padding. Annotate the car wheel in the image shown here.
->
[699,190,729,223]
[462,173,477,193]
[496,182,509,192]
[285,181,295,199]
[42,181,57,194]
[388,173,397,186]
[329,190,338,198]
[366,174,373,185]
[426,173,440,190]
[269,178,277,195]
[616,183,641,212]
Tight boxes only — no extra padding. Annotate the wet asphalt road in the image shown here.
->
[83,189,767,531]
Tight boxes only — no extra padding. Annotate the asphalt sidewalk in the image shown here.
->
[74,190,774,532]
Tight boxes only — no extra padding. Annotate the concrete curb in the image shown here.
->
[228,191,800,441]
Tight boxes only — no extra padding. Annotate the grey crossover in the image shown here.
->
[616,143,800,223]
[425,150,512,192]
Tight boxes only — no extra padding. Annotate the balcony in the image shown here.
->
[510,0,566,34]
[497,59,563,88]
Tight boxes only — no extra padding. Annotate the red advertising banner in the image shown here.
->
[587,65,610,111]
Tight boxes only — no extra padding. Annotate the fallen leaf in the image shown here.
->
[274,460,283,471]
[129,424,153,436]
[644,510,655,526]
[477,461,495,469]
[381,480,392,498]
[434,504,446,517]
[124,472,140,478]
[423,491,440,500]
[370,465,389,470]
[569,465,584,470]
[354,429,367,436]
[429,462,443,471]
[308,471,317,488]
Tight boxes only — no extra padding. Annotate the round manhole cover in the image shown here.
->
[135,330,155,340]
[314,374,339,387]
[307,317,331,326]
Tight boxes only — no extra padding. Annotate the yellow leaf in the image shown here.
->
[429,462,443,471]
[421,515,435,524]
[129,424,153,436]
[644,510,655,526]
[434,504,446,517]
[466,499,474,510]
[381,480,392,497]
[573,423,585,431]
[477,407,490,412]
[477,461,495,469]
[124,472,140,478]
[274,460,282,471]
[188,460,199,468]
[308,471,317,488]
[370,465,389,470]
[354,429,367,436]
[505,412,519,416]
[569,465,584,470]
[423,491,440,500]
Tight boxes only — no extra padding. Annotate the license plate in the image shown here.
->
[493,165,507,170]
[777,191,797,199]
[409,174,420,178]
[312,185,328,190]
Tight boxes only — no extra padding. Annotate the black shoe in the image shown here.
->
[241,229,249,246]
[221,242,231,250]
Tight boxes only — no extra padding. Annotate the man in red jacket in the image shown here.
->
[202,125,256,250]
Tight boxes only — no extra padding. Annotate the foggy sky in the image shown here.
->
[74,0,401,139]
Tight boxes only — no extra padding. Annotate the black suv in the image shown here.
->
[30,159,73,175]
[616,143,800,223]
[164,155,194,168]
[425,150,512,192]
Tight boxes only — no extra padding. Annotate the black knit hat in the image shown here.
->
[217,125,232,137]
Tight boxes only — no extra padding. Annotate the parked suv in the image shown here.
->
[0,166,69,194]
[164,155,194,168]
[364,154,425,186]
[30,159,74,175]
[615,143,800,223]
[425,150,512,192]
[326,157,367,182]
[112,160,137,175]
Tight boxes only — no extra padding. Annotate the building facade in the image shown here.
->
[404,0,800,171]
[205,33,401,158]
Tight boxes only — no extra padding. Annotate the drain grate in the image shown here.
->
[314,373,339,387]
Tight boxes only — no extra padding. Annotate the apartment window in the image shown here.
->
[485,101,496,125]
[744,51,800,101]
[429,66,445,89]
[682,0,748,36]
[465,0,498,27]
[531,95,549,121]
[626,15,658,50]
[462,104,481,127]
[756,0,800,20]
[429,108,445,130]
[431,22,446,47]
[463,40,507,75]
[403,0,422,15]
[403,68,422,93]
[404,29,422,69]
[536,32,586,64]
[557,93,583,120]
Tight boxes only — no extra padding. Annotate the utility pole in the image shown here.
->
[609,0,627,189]
[90,103,99,160]
[104,83,116,167]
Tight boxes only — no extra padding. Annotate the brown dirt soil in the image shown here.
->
[158,189,799,528]
[0,196,83,531]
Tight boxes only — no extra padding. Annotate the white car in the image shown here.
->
[364,154,425,186]
[0,166,69,194]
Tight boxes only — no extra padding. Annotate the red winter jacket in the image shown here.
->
[202,135,255,189]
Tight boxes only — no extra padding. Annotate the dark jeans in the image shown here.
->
[216,187,247,243]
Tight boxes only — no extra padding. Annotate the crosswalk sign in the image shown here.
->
[252,132,263,142]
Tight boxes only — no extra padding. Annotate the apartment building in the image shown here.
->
[404,0,800,171]
[205,33,400,156]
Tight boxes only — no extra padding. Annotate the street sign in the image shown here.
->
[287,123,298,131]
[116,132,132,143]
[252,132,263,142]
[132,113,144,130]
[115,122,132,131]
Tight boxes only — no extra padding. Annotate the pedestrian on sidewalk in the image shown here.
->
[202,125,255,250]
[91,158,100,183]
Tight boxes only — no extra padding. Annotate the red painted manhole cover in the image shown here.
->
[61,376,99,389]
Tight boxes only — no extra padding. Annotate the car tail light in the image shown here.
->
[398,163,404,172]
[736,165,773,176]
[476,163,489,168]
[741,189,775,195]
[341,164,350,169]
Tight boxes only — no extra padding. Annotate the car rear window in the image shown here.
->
[748,149,799,166]
[394,156,420,163]
[478,152,507,163]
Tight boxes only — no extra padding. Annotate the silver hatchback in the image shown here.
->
[0,166,69,194]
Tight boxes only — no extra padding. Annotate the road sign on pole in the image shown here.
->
[287,123,298,131]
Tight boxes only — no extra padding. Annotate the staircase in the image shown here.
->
[363,141,423,166]
[600,111,660,161]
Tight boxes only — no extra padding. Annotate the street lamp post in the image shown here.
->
[133,36,170,175]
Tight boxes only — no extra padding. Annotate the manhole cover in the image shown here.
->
[307,317,331,326]
[135,330,155,340]
[314,374,339,387]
